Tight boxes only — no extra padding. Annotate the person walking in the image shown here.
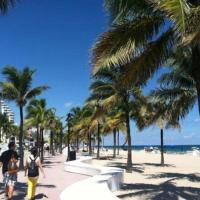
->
[0,142,19,200]
[25,147,45,200]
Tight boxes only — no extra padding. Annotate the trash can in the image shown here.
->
[69,151,76,161]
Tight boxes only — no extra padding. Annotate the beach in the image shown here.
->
[92,149,200,200]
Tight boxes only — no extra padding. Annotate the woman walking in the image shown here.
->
[25,147,45,200]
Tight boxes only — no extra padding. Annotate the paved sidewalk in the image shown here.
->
[0,154,89,200]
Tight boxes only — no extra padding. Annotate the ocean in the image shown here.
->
[104,145,200,154]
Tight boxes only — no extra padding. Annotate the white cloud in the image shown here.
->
[183,133,195,139]
[194,118,200,122]
[64,102,73,108]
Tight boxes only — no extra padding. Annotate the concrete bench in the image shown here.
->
[60,156,124,200]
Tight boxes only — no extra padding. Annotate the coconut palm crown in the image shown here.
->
[0,66,49,169]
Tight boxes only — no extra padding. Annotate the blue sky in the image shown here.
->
[0,0,199,145]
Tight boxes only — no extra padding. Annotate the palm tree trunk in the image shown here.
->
[76,136,79,152]
[97,122,100,159]
[88,132,92,156]
[117,128,120,155]
[113,128,116,158]
[196,82,200,116]
[36,125,39,152]
[59,130,63,154]
[0,128,2,143]
[50,130,52,154]
[160,129,164,166]
[192,46,200,115]
[67,131,70,160]
[125,109,132,171]
[40,128,44,163]
[19,106,24,169]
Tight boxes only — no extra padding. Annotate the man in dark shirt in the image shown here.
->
[0,142,18,200]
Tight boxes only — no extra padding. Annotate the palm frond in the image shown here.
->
[92,16,165,74]
[123,28,175,86]
[152,0,190,34]
[104,0,154,22]
[24,86,49,100]
[158,70,195,89]
[20,67,36,94]
[0,0,16,14]
[0,82,19,100]
[2,66,20,89]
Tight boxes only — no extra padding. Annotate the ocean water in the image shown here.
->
[104,145,200,154]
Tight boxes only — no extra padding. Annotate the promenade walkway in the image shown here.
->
[0,154,89,200]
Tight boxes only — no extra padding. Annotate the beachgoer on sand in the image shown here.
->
[0,142,19,200]
[25,147,45,200]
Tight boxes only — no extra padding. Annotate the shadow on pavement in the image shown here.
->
[38,183,56,188]
[14,182,27,200]
[34,193,48,199]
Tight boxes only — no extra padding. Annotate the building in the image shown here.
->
[0,100,15,123]
[0,100,15,143]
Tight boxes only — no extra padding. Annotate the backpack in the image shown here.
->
[28,156,39,177]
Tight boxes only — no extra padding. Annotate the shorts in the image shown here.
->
[3,172,17,187]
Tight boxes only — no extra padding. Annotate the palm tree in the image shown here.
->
[80,103,104,159]
[92,0,175,82]
[162,47,200,114]
[26,99,56,161]
[0,66,48,169]
[89,67,144,170]
[151,54,197,121]
[46,109,57,156]
[52,118,63,154]
[103,109,126,158]
[69,107,83,152]
[133,96,180,166]
[92,0,200,114]
[26,99,46,151]
[0,112,13,142]
[72,106,93,155]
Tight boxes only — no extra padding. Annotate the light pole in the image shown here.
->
[66,113,72,161]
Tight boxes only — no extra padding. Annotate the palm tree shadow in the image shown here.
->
[142,163,175,167]
[14,182,27,200]
[107,162,144,173]
[38,183,56,188]
[118,181,200,200]
[34,193,48,199]
[0,182,4,195]
[148,172,200,182]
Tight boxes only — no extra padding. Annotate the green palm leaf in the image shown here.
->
[25,86,49,99]
[152,0,190,34]
[104,0,154,22]
[0,82,19,100]
[0,0,17,14]
[123,29,175,85]
[92,16,164,73]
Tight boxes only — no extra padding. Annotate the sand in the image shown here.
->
[92,149,200,200]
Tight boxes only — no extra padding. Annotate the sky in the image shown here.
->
[0,0,199,145]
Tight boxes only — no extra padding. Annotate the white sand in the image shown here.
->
[92,150,200,200]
